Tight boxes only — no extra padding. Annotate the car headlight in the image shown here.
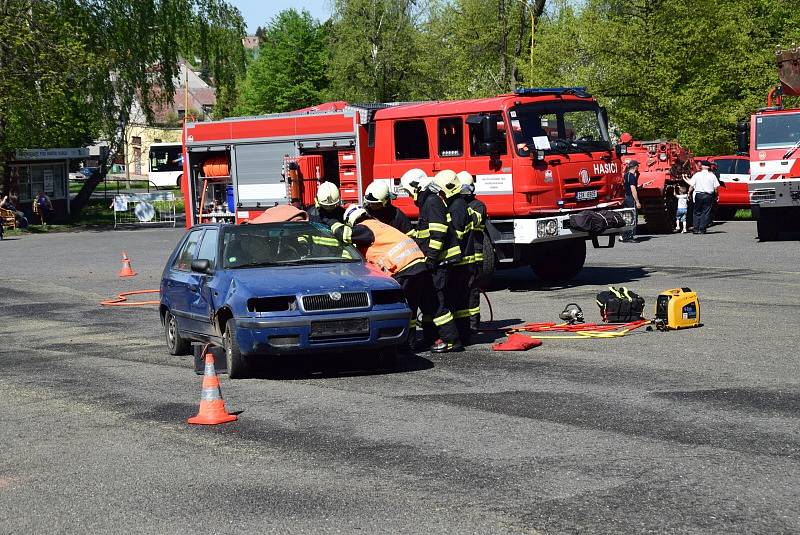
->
[537,218,559,237]
[622,210,635,225]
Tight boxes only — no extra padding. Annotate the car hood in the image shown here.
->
[228,262,398,297]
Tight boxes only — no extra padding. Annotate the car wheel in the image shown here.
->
[165,310,191,356]
[224,319,251,379]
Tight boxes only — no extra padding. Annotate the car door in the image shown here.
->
[164,228,204,334]
[190,227,219,337]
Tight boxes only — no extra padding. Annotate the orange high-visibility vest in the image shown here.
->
[359,219,424,274]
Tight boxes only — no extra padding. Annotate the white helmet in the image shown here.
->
[315,181,341,208]
[457,171,475,194]
[431,169,461,199]
[364,181,394,207]
[399,168,430,199]
[344,204,368,226]
[456,171,474,186]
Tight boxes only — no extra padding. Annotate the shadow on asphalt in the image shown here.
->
[487,265,650,293]
[248,352,435,380]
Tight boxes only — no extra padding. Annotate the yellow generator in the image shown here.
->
[654,288,701,330]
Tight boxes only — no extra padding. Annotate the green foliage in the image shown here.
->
[0,0,246,216]
[236,9,329,115]
[327,0,422,102]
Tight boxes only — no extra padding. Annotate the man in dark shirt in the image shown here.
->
[363,181,413,234]
[620,160,641,242]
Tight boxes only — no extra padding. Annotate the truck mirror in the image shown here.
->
[615,144,628,158]
[481,115,499,144]
[599,107,609,129]
[736,120,750,155]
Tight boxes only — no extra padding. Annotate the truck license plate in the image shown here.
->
[576,190,598,201]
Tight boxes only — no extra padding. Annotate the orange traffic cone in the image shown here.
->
[118,251,137,278]
[188,353,238,425]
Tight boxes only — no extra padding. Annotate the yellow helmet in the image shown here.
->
[364,181,393,207]
[315,181,341,208]
[399,168,430,200]
[431,170,461,199]
[344,204,368,226]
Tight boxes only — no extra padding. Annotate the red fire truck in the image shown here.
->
[743,48,800,241]
[617,136,696,233]
[181,87,635,282]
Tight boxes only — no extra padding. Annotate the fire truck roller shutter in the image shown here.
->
[234,142,297,207]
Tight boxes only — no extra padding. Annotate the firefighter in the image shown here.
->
[399,168,461,353]
[334,204,432,350]
[456,171,488,334]
[363,181,413,234]
[306,181,345,224]
[432,170,472,344]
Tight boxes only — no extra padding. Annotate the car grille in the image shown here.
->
[750,188,776,204]
[302,291,369,311]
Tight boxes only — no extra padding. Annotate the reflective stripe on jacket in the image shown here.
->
[360,219,425,274]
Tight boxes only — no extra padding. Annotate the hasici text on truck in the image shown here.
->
[181,88,635,282]
[739,47,800,241]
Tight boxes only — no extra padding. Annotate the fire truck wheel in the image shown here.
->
[529,240,586,283]
[479,238,496,285]
[224,319,252,379]
[165,310,191,356]
[756,211,779,241]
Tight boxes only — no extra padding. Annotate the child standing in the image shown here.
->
[674,185,689,233]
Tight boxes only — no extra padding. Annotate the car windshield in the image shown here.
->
[755,113,800,149]
[509,101,610,156]
[221,222,360,269]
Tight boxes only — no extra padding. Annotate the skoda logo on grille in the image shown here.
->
[329,292,342,301]
[579,168,590,185]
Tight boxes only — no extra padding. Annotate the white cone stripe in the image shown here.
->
[201,387,222,401]
[204,363,216,375]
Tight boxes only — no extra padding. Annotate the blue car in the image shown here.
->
[160,222,411,378]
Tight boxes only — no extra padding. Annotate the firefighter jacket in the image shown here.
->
[448,195,472,267]
[328,218,425,275]
[366,204,413,235]
[416,192,461,265]
[466,196,487,265]
[307,204,344,225]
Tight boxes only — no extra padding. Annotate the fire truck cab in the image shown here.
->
[182,88,635,282]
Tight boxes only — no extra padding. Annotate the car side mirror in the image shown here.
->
[191,259,212,274]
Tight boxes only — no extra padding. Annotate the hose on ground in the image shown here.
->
[100,289,160,307]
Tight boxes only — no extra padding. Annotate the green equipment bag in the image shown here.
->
[596,286,645,323]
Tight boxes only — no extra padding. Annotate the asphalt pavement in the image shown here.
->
[1,221,798,534]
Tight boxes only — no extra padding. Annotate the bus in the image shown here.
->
[148,142,183,188]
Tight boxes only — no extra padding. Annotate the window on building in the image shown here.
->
[394,120,430,160]
[132,136,142,146]
[438,117,463,157]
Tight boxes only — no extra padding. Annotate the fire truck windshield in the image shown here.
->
[509,101,610,156]
[756,113,800,150]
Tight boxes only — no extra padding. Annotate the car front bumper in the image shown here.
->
[234,309,411,356]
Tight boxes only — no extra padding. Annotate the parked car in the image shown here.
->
[696,155,751,218]
[160,222,411,378]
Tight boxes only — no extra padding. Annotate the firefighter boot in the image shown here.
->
[430,338,463,353]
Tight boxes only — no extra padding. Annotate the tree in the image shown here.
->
[0,0,246,216]
[328,0,421,102]
[236,9,329,115]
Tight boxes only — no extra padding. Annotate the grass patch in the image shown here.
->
[734,209,753,220]
[3,196,184,236]
[68,179,174,193]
